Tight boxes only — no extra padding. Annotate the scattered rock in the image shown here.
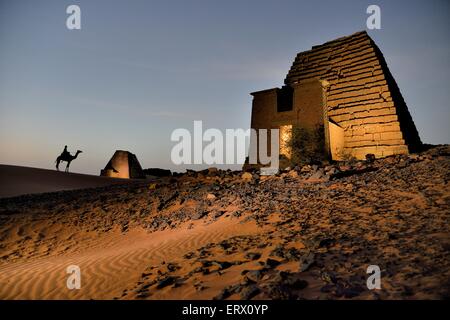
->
[166,263,179,272]
[245,270,263,282]
[156,276,177,289]
[241,172,253,181]
[264,258,281,268]
[192,210,207,220]
[307,169,328,181]
[284,277,308,290]
[287,170,298,178]
[213,210,225,218]
[240,285,260,300]
[213,288,231,300]
[299,252,315,272]
[245,252,261,260]
[211,261,232,270]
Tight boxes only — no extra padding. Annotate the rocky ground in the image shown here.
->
[0,145,449,299]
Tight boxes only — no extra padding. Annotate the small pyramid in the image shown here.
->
[100,150,145,179]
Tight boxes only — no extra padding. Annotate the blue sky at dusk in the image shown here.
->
[0,0,449,174]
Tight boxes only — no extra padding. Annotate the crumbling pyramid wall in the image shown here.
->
[283,31,421,159]
[100,150,145,179]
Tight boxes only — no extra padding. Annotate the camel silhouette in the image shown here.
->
[56,149,82,172]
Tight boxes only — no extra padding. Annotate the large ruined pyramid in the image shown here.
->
[100,150,145,179]
[250,31,421,162]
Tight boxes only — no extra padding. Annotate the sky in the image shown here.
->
[0,0,449,174]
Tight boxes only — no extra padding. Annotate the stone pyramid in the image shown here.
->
[250,31,422,161]
[100,150,145,179]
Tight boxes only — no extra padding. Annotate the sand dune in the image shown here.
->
[0,165,138,198]
[0,146,449,300]
[0,217,261,299]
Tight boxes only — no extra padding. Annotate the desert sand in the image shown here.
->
[0,165,138,198]
[0,146,449,300]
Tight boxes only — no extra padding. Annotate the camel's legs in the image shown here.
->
[65,161,71,173]
[56,157,61,171]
